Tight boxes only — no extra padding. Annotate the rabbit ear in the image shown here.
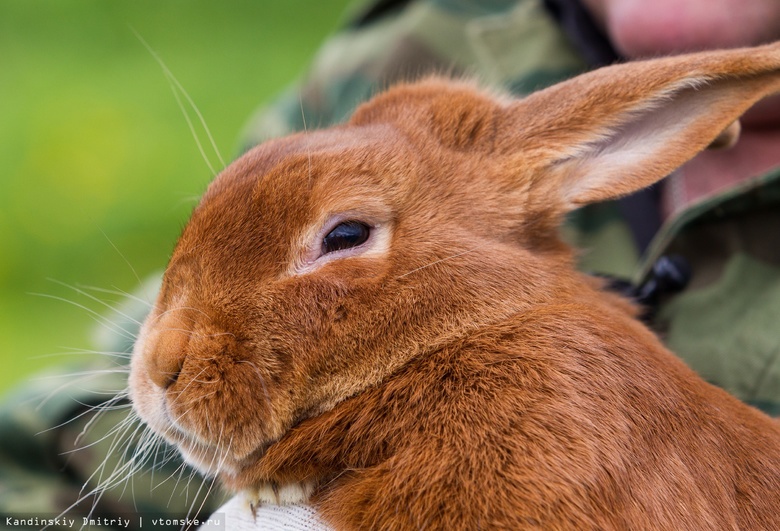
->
[498,42,780,212]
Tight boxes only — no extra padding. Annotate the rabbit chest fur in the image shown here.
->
[129,43,780,530]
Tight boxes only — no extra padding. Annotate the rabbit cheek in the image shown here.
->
[130,307,285,468]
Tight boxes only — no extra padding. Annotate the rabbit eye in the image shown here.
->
[322,221,371,255]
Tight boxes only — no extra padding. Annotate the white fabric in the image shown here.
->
[199,495,331,530]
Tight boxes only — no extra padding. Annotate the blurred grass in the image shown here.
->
[0,0,354,394]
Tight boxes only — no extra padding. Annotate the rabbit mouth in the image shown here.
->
[139,392,241,478]
[163,406,285,482]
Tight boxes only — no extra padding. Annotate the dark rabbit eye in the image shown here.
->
[322,221,371,255]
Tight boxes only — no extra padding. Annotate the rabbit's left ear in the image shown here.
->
[497,42,780,213]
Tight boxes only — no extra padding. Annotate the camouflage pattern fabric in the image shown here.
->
[3,0,780,527]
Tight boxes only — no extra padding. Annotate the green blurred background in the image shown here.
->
[0,0,354,394]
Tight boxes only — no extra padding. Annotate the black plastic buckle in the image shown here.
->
[598,255,691,321]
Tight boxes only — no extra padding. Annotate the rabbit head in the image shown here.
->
[129,42,780,515]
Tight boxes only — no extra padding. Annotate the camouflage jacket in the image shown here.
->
[3,0,780,528]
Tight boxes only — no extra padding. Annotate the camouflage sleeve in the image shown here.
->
[649,171,780,417]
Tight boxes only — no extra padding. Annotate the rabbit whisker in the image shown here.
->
[29,291,138,343]
[75,283,154,309]
[46,278,145,327]
[97,227,144,287]
[131,28,225,174]
[395,243,489,279]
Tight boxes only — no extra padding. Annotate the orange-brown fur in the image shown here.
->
[130,43,780,529]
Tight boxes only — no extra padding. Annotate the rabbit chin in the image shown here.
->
[143,405,241,478]
[173,436,238,478]
[129,376,238,478]
[176,435,315,506]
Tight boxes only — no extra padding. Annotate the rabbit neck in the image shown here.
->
[235,290,780,529]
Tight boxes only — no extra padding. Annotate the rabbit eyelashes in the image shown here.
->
[130,43,780,529]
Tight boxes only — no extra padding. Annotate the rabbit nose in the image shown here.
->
[146,325,190,389]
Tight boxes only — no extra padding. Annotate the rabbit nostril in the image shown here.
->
[147,329,189,389]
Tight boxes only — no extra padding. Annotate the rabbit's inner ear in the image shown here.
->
[490,43,780,214]
[552,83,726,207]
[547,78,769,210]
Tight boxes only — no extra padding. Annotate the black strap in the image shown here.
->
[349,0,414,27]
[541,0,618,67]
[599,255,691,320]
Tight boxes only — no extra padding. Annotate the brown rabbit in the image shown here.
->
[130,43,780,530]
